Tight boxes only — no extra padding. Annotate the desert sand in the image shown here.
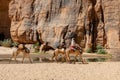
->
[0,62,120,80]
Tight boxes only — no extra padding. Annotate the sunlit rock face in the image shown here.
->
[102,0,120,49]
[8,0,120,50]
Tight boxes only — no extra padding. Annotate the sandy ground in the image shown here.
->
[0,62,120,80]
[0,47,120,80]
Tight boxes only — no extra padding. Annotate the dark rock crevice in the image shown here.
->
[0,0,11,39]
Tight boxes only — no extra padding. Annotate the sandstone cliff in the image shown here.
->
[8,0,120,50]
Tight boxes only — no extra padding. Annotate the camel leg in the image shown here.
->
[14,52,19,63]
[66,53,70,63]
[61,56,64,62]
[64,54,68,62]
[27,54,32,63]
[9,53,14,64]
[22,54,25,63]
[74,54,78,64]
[14,55,18,63]
[51,55,55,61]
[51,52,55,61]
[55,54,58,62]
[68,56,71,63]
[9,57,12,64]
[79,54,88,64]
[61,57,64,62]
[39,46,42,53]
[62,54,66,62]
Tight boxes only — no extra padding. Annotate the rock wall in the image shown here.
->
[0,0,11,38]
[8,0,120,50]
[103,0,120,49]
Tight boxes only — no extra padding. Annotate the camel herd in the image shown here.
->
[9,43,87,64]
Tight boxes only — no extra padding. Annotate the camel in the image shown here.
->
[51,46,87,64]
[39,42,48,53]
[39,42,54,53]
[51,48,66,62]
[65,46,87,64]
[9,44,32,63]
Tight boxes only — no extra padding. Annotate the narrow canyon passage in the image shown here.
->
[0,0,11,39]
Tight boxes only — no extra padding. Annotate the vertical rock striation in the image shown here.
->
[8,0,120,51]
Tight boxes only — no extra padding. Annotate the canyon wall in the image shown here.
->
[103,0,120,49]
[8,0,120,50]
[0,0,11,38]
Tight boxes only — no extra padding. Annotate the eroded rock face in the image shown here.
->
[9,0,120,50]
[102,0,120,49]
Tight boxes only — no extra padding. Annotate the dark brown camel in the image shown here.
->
[39,42,54,52]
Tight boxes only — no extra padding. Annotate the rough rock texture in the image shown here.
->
[8,0,120,50]
[103,0,120,49]
[0,0,11,38]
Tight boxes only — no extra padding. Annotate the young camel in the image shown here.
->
[9,44,32,63]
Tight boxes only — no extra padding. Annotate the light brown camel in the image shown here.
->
[51,48,66,62]
[65,46,87,64]
[9,44,32,63]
